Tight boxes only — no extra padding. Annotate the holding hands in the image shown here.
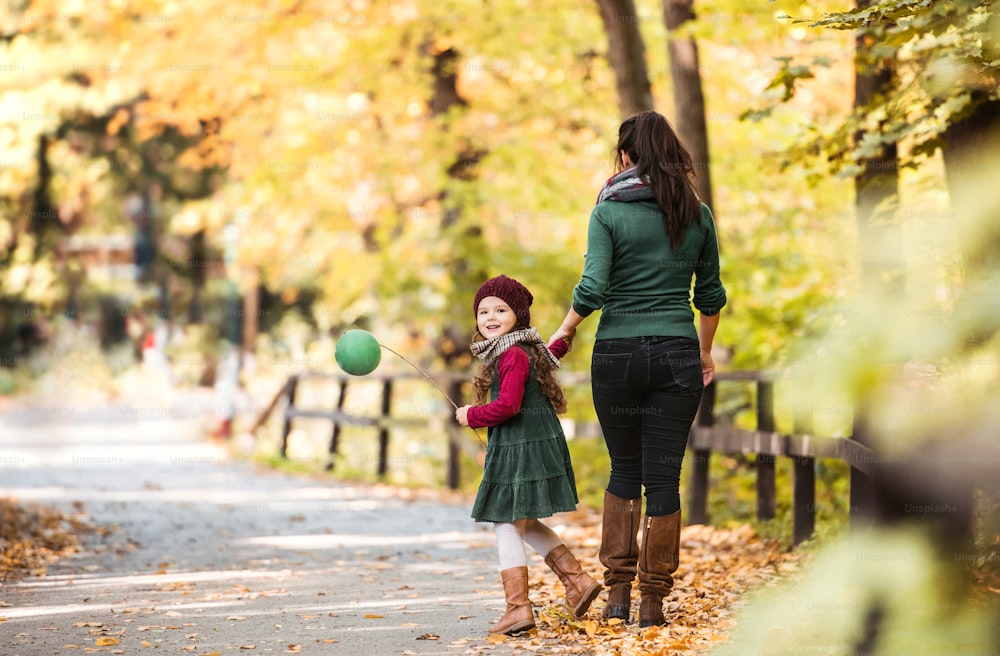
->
[548,325,576,354]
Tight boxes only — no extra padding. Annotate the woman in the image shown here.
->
[550,111,726,627]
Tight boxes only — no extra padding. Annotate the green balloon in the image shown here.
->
[335,329,382,376]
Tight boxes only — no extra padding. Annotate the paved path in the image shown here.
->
[0,391,519,656]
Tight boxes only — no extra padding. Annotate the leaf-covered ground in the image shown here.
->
[0,498,100,582]
[458,508,803,656]
[0,492,800,655]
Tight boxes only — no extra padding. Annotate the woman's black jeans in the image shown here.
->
[591,336,704,517]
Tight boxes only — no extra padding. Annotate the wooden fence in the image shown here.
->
[250,369,877,545]
[688,370,876,545]
[249,370,472,488]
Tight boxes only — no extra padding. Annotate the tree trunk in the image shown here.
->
[188,229,206,323]
[594,0,654,119]
[242,267,259,354]
[662,0,713,212]
[941,94,1000,275]
[31,134,58,259]
[851,0,900,528]
[429,46,488,367]
[853,55,900,292]
[941,93,1000,351]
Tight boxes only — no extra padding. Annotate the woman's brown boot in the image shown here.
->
[489,566,535,635]
[543,544,602,617]
[637,510,682,628]
[599,491,642,621]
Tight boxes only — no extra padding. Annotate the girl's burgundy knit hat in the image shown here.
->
[473,275,533,328]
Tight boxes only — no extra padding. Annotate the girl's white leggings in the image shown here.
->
[494,518,564,570]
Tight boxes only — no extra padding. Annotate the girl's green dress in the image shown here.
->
[471,346,579,523]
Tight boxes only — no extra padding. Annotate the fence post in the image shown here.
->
[688,380,715,525]
[792,409,816,545]
[377,378,393,478]
[279,375,299,458]
[446,378,464,490]
[850,414,875,528]
[326,378,348,471]
[756,379,776,521]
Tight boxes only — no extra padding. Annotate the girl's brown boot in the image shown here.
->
[543,544,602,617]
[489,566,535,635]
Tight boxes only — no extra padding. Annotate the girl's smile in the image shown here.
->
[477,296,517,338]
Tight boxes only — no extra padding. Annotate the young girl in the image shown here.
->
[455,275,601,635]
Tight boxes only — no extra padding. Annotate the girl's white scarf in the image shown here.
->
[470,327,561,370]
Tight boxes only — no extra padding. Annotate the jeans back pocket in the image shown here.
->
[664,349,703,394]
[591,352,632,393]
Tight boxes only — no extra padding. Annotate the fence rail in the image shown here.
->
[250,368,876,545]
[686,371,876,545]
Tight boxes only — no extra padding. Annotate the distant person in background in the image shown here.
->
[455,275,601,635]
[550,111,727,627]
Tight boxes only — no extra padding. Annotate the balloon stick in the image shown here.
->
[378,343,486,449]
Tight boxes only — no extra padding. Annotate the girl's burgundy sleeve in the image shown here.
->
[548,338,569,360]
[465,348,529,428]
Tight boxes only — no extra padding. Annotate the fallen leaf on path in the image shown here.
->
[0,500,98,579]
[238,646,255,650]
[415,633,440,640]
[363,613,384,619]
[284,646,302,654]
[95,637,119,646]
[486,634,507,644]
[226,616,247,621]
[141,640,152,647]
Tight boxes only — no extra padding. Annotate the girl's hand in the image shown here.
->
[701,349,715,386]
[455,405,471,427]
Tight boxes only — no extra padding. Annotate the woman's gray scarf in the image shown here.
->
[470,327,561,370]
[596,166,655,204]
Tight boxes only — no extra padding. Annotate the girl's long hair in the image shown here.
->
[471,333,567,414]
[614,110,702,251]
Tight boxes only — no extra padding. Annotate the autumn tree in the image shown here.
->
[663,0,713,212]
[749,0,999,553]
[594,0,654,118]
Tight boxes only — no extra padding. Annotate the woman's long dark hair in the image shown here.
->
[614,111,701,251]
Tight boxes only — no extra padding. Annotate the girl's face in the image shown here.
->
[477,296,517,338]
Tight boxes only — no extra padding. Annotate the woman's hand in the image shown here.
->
[700,349,715,386]
[455,405,471,427]
[549,326,576,352]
